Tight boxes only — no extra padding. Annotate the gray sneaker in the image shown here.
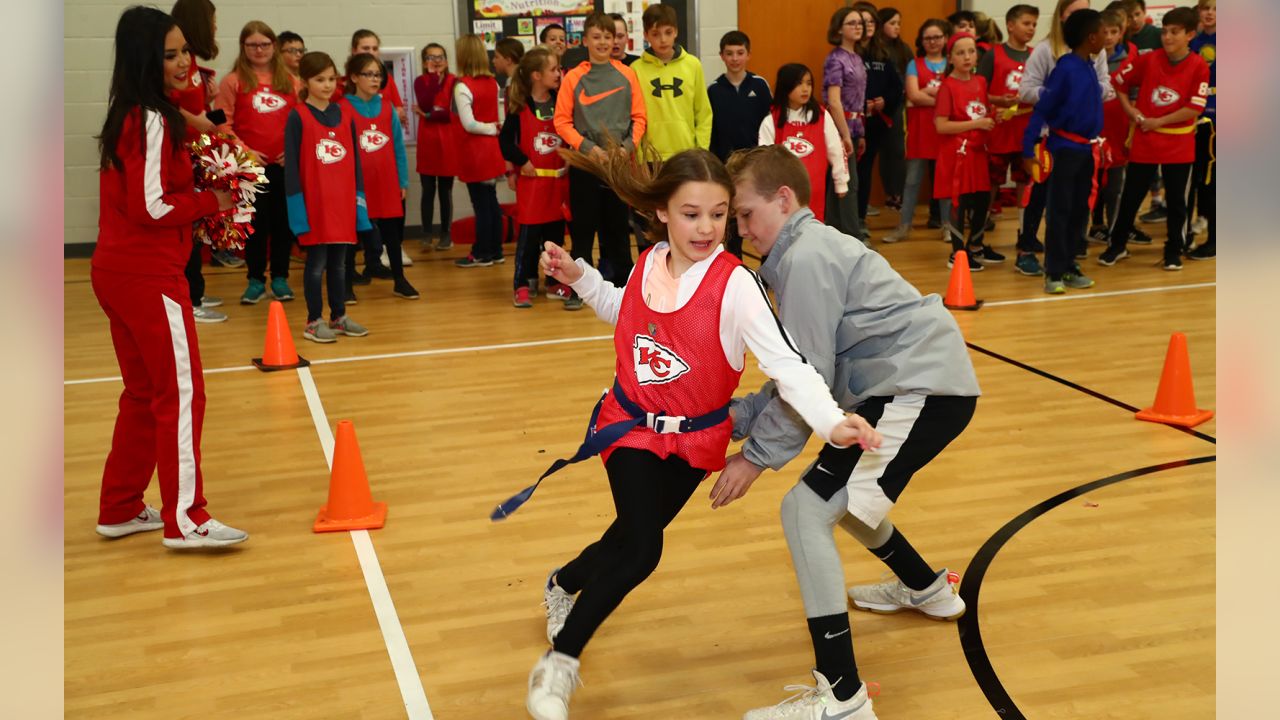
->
[192,307,228,323]
[200,295,223,308]
[848,569,965,620]
[543,568,575,643]
[1062,271,1095,289]
[330,316,369,337]
[1044,276,1066,294]
[435,234,453,251]
[881,225,910,243]
[563,296,584,311]
[304,320,336,343]
[161,518,248,549]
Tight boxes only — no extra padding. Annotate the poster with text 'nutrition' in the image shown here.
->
[475,0,595,18]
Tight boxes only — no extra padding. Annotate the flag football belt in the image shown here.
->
[1051,129,1108,211]
[998,104,1034,121]
[490,379,730,520]
[533,168,568,178]
[844,110,865,120]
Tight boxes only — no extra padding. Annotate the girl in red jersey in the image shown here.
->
[451,34,508,268]
[93,6,247,549]
[499,48,567,308]
[216,21,301,305]
[284,52,373,343]
[169,0,229,322]
[518,148,881,720]
[342,53,417,301]
[758,64,848,223]
[414,43,457,250]
[888,18,950,242]
[934,32,1002,272]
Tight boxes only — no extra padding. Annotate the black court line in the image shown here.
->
[966,341,1216,445]
[957,455,1217,719]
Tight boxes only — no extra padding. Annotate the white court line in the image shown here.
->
[64,334,614,386]
[64,281,1216,387]
[297,366,434,720]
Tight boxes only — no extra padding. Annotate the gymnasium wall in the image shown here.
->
[63,0,737,248]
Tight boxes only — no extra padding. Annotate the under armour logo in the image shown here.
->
[651,76,684,98]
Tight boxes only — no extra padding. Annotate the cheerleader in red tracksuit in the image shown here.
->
[343,52,417,301]
[451,34,508,267]
[757,63,848,223]
[499,48,568,308]
[413,43,458,250]
[93,6,247,549]
[514,148,881,720]
[934,33,1003,272]
[284,52,373,343]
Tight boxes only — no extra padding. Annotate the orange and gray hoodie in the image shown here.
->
[554,58,647,155]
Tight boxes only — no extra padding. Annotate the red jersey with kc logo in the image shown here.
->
[345,97,402,220]
[933,74,991,200]
[295,103,358,246]
[595,248,744,473]
[453,76,506,183]
[1112,50,1209,164]
[907,58,944,160]
[771,107,829,222]
[232,80,298,161]
[987,45,1033,154]
[515,100,567,225]
[169,65,218,141]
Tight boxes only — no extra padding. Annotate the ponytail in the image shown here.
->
[507,47,553,116]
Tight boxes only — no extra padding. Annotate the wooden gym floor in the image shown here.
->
[64,209,1215,719]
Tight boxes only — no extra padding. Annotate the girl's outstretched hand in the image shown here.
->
[540,241,583,285]
[831,413,882,451]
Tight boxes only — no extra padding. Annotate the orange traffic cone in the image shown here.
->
[1135,332,1214,428]
[314,420,387,532]
[252,300,309,371]
[943,251,983,310]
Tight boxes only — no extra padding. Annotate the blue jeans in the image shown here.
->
[465,181,503,261]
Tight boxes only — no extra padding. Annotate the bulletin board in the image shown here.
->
[458,0,606,53]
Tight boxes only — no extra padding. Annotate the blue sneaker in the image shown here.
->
[1014,253,1044,276]
[270,277,294,301]
[240,279,267,305]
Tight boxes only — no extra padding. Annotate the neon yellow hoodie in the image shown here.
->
[631,46,712,160]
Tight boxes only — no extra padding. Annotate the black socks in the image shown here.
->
[869,527,938,592]
[807,613,860,702]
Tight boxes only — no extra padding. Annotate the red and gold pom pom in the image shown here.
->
[188,133,268,251]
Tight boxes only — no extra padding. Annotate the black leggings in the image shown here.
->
[246,164,293,282]
[1108,161,1192,255]
[568,166,633,286]
[552,448,706,657]
[857,115,892,219]
[184,240,205,305]
[513,220,565,290]
[1188,120,1215,248]
[303,244,347,323]
[948,191,991,252]
[348,216,405,280]
[419,174,454,236]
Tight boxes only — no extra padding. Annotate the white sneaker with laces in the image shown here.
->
[544,568,575,643]
[400,247,413,267]
[742,670,877,720]
[96,505,164,538]
[161,518,248,549]
[848,569,965,620]
[526,650,581,720]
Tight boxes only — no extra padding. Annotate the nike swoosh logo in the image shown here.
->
[821,705,863,720]
[815,463,834,476]
[579,87,624,105]
[823,629,849,639]
[909,585,944,606]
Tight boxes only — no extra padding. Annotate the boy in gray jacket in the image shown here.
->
[720,144,981,720]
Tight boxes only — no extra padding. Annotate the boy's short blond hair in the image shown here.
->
[1101,8,1128,29]
[1197,0,1215,9]
[642,4,678,32]
[726,145,811,209]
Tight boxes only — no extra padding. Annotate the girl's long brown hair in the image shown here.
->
[562,146,733,246]
[233,21,295,94]
[507,47,555,116]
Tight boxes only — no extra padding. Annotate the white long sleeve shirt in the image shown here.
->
[568,244,848,444]
[453,82,499,136]
[1019,42,1115,105]
[758,108,850,195]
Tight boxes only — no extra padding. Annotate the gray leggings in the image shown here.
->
[780,473,895,618]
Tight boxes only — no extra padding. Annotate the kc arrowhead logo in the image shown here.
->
[782,135,816,158]
[533,131,562,155]
[360,128,390,153]
[252,90,286,113]
[315,139,347,164]
[633,334,690,385]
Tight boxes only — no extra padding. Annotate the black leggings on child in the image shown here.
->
[303,244,347,323]
[348,216,405,280]
[551,448,706,658]
[514,220,565,291]
[419,174,454,237]
[948,191,991,252]
[246,164,293,283]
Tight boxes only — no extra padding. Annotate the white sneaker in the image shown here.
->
[866,205,881,217]
[201,296,223,308]
[401,247,413,267]
[526,650,581,720]
[1191,216,1208,236]
[161,518,248,549]
[192,307,228,323]
[96,505,164,538]
[848,569,965,620]
[881,225,910,243]
[544,568,575,643]
[743,670,877,720]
